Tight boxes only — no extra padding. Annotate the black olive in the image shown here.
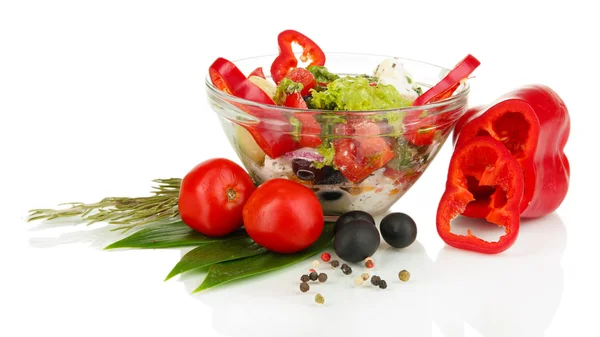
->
[334,210,375,235]
[313,166,346,185]
[334,220,380,263]
[292,159,316,181]
[319,191,343,201]
[380,212,417,249]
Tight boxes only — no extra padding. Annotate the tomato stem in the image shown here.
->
[226,188,237,201]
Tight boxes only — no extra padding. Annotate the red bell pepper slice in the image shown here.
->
[209,57,296,158]
[437,137,524,254]
[333,119,394,183]
[403,55,481,146]
[248,67,266,79]
[453,85,570,218]
[270,30,326,84]
[413,54,481,106]
[284,68,317,96]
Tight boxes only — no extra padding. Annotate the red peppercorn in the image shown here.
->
[365,259,374,269]
[321,252,331,262]
[309,268,316,274]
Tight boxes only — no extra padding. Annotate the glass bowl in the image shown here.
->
[206,53,469,215]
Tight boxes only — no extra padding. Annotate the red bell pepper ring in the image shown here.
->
[453,85,570,218]
[333,119,394,183]
[209,57,296,158]
[284,68,317,96]
[437,137,524,254]
[270,30,326,84]
[413,54,481,106]
[403,55,481,146]
[248,67,266,79]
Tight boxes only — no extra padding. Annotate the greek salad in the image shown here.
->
[209,30,480,214]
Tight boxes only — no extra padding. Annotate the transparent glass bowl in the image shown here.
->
[206,53,469,215]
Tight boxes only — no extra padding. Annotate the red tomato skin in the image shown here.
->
[178,158,256,237]
[242,179,324,253]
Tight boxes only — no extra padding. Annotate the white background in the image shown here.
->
[1,0,599,336]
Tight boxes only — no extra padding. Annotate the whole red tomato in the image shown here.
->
[243,179,324,253]
[178,158,255,237]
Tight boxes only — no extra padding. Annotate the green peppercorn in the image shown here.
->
[371,275,381,286]
[309,271,318,281]
[341,263,352,275]
[300,282,310,293]
[379,280,387,289]
[300,274,310,282]
[398,270,410,282]
[318,273,328,283]
[330,260,340,268]
[361,273,369,281]
[315,293,325,305]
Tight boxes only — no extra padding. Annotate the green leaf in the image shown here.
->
[104,221,247,249]
[164,237,267,281]
[194,223,335,293]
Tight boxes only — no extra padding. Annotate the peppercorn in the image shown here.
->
[361,273,369,281]
[312,260,320,268]
[300,274,310,282]
[379,280,387,289]
[341,264,352,275]
[321,252,331,262]
[318,273,328,283]
[330,260,340,268]
[399,270,410,282]
[371,275,381,286]
[309,271,318,281]
[315,293,325,305]
[309,268,316,274]
[364,258,374,269]
[300,282,310,293]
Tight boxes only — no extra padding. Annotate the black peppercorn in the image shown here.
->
[309,271,318,281]
[300,274,310,282]
[379,280,387,289]
[341,264,352,275]
[300,282,310,293]
[371,275,381,286]
[318,273,328,283]
[330,260,340,268]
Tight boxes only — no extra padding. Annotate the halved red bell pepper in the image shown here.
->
[333,119,394,183]
[270,30,326,84]
[437,137,524,254]
[248,67,266,79]
[453,85,570,218]
[404,55,480,146]
[209,57,296,158]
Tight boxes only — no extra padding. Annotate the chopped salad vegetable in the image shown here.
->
[210,29,479,215]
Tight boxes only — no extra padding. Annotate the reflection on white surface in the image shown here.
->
[180,213,565,337]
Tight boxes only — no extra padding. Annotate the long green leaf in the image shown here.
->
[194,223,334,293]
[104,221,247,249]
[165,237,267,281]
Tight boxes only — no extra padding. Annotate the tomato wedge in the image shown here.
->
[209,57,296,158]
[283,91,322,148]
[270,30,326,84]
[333,119,394,183]
[284,68,317,96]
[413,54,480,106]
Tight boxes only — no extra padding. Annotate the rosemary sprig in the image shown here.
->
[28,178,181,232]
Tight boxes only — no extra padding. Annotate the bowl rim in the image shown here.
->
[205,52,470,115]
